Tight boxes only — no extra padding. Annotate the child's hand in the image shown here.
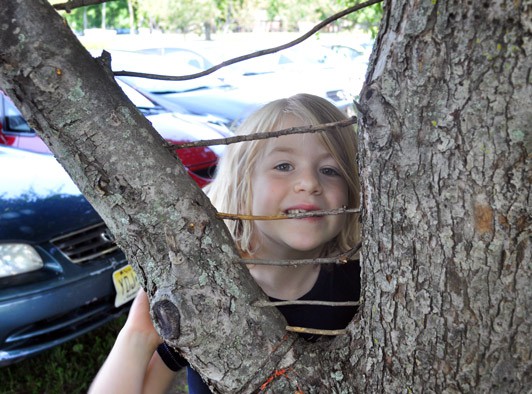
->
[89,289,168,394]
[123,289,163,348]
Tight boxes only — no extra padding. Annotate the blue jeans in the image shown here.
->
[187,367,212,394]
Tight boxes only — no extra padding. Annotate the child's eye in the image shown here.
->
[274,163,293,171]
[320,167,341,177]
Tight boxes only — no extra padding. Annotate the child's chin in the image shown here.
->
[287,242,324,255]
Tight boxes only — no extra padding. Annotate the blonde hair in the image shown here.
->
[205,93,360,257]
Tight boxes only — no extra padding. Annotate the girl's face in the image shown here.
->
[249,116,348,260]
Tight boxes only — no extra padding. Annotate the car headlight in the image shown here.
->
[0,244,44,278]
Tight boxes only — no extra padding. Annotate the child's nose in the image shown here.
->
[294,170,322,194]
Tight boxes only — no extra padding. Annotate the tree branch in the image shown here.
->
[112,0,383,81]
[241,243,361,266]
[172,117,357,149]
[286,326,348,336]
[254,300,360,307]
[217,207,361,221]
[53,0,116,13]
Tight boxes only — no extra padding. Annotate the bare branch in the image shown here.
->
[254,300,360,307]
[113,0,383,81]
[54,0,116,12]
[217,207,361,221]
[241,243,361,266]
[285,326,348,336]
[171,117,357,150]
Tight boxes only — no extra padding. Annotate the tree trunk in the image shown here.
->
[127,0,135,34]
[0,2,292,392]
[0,1,529,393]
[357,0,531,392]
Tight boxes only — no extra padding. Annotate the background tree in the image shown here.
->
[1,0,530,392]
[134,0,219,35]
[52,0,381,35]
[271,0,338,32]
[49,0,133,33]
[213,0,256,33]
[337,0,382,36]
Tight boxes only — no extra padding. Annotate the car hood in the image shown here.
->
[147,112,227,157]
[0,147,102,243]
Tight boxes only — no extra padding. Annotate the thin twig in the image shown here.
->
[240,243,361,266]
[285,326,347,336]
[113,0,383,81]
[171,117,357,149]
[54,0,116,12]
[254,300,360,307]
[217,207,361,221]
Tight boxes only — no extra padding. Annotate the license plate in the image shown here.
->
[112,264,140,308]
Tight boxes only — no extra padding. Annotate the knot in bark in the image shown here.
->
[153,300,181,340]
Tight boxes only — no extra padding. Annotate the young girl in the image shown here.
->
[89,93,361,393]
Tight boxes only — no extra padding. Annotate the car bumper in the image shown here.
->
[0,257,130,366]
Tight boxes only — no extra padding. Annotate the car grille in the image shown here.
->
[50,222,119,264]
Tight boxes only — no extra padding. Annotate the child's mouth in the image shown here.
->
[286,209,311,215]
[284,208,323,219]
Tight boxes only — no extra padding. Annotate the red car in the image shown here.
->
[0,82,231,187]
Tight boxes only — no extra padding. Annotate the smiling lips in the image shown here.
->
[284,205,324,219]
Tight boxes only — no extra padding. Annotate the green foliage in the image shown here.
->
[259,0,341,31]
[56,0,132,33]
[335,0,382,37]
[265,0,284,21]
[223,0,262,32]
[52,0,381,36]
[0,317,125,394]
[136,0,219,34]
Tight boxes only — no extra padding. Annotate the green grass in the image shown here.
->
[0,317,125,394]
[0,316,188,394]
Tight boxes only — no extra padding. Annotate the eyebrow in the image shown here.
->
[267,147,294,154]
[267,147,335,161]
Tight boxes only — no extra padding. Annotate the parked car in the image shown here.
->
[201,42,359,112]
[136,42,360,104]
[324,42,373,98]
[106,49,355,127]
[0,145,134,366]
[102,50,258,129]
[113,80,230,187]
[0,81,231,365]
[136,46,214,70]
[0,95,49,154]
[1,81,231,187]
[230,42,367,100]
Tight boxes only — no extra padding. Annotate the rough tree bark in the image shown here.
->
[356,1,531,392]
[0,0,530,393]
